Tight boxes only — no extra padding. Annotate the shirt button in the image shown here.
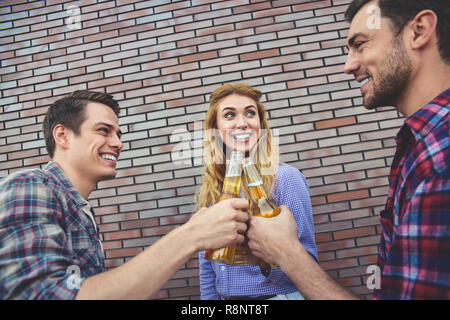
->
[221,266,226,272]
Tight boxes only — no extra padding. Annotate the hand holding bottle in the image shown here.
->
[247,205,298,267]
[243,159,282,275]
[188,198,249,252]
[204,151,246,264]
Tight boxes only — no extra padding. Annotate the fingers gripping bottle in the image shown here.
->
[204,150,244,264]
[244,159,281,274]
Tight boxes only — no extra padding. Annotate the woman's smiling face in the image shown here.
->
[215,94,261,154]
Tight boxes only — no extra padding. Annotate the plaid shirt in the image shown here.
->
[0,161,105,299]
[374,88,450,299]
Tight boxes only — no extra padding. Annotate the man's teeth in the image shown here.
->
[361,77,372,86]
[101,154,117,161]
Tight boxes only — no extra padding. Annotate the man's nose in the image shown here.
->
[110,133,123,152]
[344,51,359,75]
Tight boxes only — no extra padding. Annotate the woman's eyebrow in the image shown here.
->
[221,107,235,112]
[222,105,256,111]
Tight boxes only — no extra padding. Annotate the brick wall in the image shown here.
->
[0,0,404,299]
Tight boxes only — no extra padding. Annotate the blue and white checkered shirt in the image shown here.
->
[199,163,318,299]
[0,161,105,299]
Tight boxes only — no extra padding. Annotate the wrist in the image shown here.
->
[278,238,305,272]
[175,221,200,255]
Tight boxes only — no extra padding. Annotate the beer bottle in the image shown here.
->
[244,160,281,218]
[204,150,244,264]
[244,159,281,275]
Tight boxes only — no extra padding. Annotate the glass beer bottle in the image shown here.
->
[244,159,281,273]
[244,160,281,218]
[204,150,244,264]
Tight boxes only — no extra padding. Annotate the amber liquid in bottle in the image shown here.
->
[244,160,281,274]
[204,151,244,265]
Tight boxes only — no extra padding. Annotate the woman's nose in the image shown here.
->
[235,115,248,129]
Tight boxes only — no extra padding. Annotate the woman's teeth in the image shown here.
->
[234,134,251,141]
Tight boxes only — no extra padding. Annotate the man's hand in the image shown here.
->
[247,205,298,266]
[248,206,358,299]
[186,198,250,251]
[77,198,249,300]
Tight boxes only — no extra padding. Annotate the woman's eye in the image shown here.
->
[224,112,234,119]
[246,110,256,117]
[99,128,109,134]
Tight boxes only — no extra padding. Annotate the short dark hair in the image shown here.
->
[345,0,450,63]
[43,90,120,158]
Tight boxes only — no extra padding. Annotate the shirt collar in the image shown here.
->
[43,161,89,209]
[398,88,450,143]
[81,202,98,231]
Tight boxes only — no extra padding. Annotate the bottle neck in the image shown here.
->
[222,153,243,197]
[244,162,266,199]
[225,161,242,178]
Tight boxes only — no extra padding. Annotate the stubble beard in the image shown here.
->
[364,35,412,110]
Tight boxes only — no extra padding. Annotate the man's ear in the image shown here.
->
[408,9,438,50]
[53,124,71,150]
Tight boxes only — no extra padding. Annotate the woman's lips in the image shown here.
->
[233,133,251,142]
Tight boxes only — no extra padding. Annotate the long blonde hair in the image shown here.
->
[194,83,278,210]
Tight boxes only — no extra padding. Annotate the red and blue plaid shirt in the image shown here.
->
[374,88,450,299]
[0,161,105,299]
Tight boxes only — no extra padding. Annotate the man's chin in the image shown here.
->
[100,169,117,181]
[363,85,400,110]
[363,98,394,110]
[362,93,388,110]
[363,101,378,110]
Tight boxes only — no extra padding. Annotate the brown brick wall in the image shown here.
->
[0,0,403,300]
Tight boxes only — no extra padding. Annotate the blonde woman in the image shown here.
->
[195,83,318,300]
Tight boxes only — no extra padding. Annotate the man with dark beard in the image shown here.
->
[346,29,412,112]
[246,0,449,300]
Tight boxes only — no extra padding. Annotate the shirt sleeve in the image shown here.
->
[273,165,318,261]
[376,173,450,299]
[0,176,82,300]
[198,251,221,300]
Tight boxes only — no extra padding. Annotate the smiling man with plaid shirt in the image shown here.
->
[247,0,450,300]
[0,90,251,299]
